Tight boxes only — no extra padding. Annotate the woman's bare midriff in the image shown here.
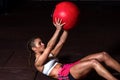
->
[49,63,62,79]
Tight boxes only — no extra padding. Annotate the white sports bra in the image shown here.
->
[42,54,58,76]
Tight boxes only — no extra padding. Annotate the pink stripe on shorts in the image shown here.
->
[58,60,80,80]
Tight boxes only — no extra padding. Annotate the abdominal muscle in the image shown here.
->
[49,63,62,79]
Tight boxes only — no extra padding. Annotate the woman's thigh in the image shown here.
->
[70,60,94,79]
[80,52,106,62]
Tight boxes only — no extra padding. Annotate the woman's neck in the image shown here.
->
[35,53,40,62]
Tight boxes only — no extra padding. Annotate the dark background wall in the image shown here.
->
[0,0,120,80]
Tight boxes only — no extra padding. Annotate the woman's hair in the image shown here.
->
[27,36,37,53]
[27,36,40,72]
[27,36,41,80]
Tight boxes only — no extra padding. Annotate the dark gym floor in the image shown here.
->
[0,0,120,80]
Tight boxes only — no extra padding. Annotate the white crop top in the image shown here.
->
[42,54,58,76]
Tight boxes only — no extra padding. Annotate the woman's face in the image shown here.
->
[33,38,45,53]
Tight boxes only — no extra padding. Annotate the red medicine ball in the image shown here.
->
[53,1,80,30]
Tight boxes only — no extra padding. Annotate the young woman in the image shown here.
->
[27,18,120,80]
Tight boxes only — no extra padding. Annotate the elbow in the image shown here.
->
[59,40,65,45]
[60,38,66,44]
[47,42,54,49]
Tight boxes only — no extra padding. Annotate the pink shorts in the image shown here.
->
[58,60,80,80]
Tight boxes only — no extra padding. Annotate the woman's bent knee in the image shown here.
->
[98,51,109,61]
[101,51,111,60]
[90,59,100,67]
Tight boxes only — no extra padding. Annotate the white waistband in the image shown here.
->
[47,62,58,76]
